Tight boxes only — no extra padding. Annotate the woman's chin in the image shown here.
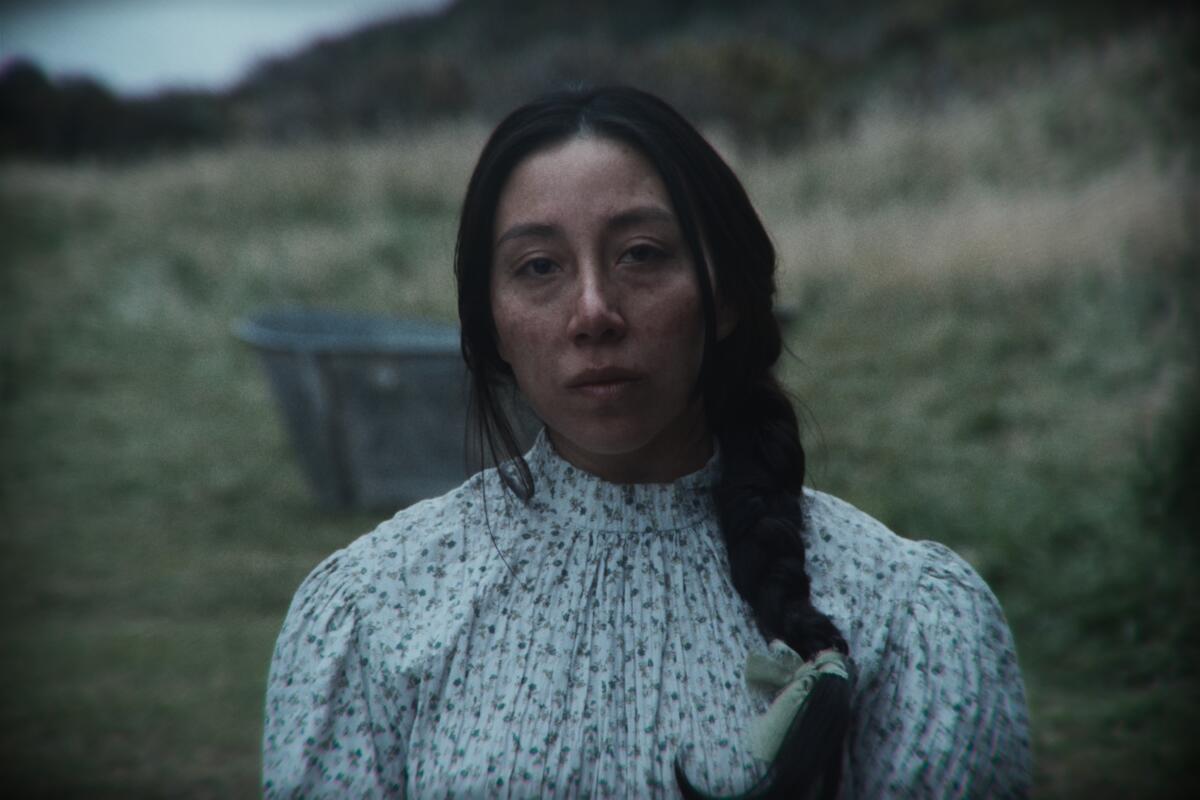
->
[545,422,711,483]
[547,424,651,461]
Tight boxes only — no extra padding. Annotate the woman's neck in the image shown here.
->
[545,405,714,485]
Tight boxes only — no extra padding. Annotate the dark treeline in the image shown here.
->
[0,61,228,159]
[0,0,1186,161]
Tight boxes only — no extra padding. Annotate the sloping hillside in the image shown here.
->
[2,0,1189,158]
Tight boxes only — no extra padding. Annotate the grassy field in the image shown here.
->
[2,28,1198,798]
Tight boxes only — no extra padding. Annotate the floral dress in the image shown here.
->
[263,432,1031,798]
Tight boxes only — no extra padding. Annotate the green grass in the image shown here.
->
[2,28,1198,798]
[780,270,1200,798]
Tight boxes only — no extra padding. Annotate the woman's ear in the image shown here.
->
[703,252,738,342]
[489,310,511,365]
[716,298,739,341]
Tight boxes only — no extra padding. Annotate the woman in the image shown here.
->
[263,86,1031,798]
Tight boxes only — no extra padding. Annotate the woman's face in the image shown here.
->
[490,136,721,483]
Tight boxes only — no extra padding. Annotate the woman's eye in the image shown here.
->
[518,257,558,277]
[620,244,668,265]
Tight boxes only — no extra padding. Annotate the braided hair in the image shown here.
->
[455,85,850,798]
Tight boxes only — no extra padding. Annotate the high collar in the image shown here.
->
[521,430,721,533]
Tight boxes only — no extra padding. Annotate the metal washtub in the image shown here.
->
[236,308,469,510]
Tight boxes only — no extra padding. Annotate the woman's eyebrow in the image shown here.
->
[494,206,676,248]
[606,206,676,231]
[495,222,559,248]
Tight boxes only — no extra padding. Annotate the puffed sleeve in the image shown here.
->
[262,552,403,798]
[849,541,1032,799]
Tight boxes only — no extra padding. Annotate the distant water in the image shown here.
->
[0,0,451,96]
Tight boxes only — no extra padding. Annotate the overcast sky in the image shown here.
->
[0,0,451,95]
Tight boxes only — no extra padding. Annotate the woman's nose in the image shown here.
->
[568,269,626,344]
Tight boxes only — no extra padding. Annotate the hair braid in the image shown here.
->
[675,377,851,800]
[715,378,847,659]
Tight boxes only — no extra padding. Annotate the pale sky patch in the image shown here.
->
[0,0,452,95]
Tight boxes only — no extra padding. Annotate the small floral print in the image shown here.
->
[263,432,1030,798]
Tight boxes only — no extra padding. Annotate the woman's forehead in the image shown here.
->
[494,136,676,232]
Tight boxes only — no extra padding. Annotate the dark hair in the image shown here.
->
[454,85,850,799]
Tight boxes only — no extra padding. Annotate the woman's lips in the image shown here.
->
[572,379,640,399]
[567,367,644,398]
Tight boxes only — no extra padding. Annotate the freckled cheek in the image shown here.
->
[640,307,706,388]
[493,310,555,382]
[648,295,702,328]
[639,291,705,341]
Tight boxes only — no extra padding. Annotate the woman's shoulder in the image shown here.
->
[802,490,1032,796]
[800,488,1012,658]
[803,488,986,579]
[802,488,939,581]
[289,468,511,618]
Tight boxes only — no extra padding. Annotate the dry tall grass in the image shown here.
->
[721,30,1196,293]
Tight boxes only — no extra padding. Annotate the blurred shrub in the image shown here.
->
[1138,256,1200,550]
[230,52,471,141]
[647,37,830,143]
[1146,381,1200,545]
